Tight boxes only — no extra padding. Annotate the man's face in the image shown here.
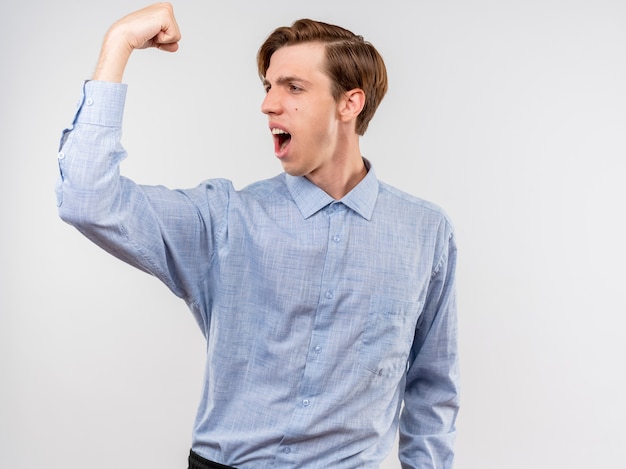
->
[261,42,343,178]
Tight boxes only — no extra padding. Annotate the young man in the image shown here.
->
[57,3,459,468]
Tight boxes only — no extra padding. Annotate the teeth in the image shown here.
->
[272,128,289,135]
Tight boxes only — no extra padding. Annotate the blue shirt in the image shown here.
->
[56,81,459,469]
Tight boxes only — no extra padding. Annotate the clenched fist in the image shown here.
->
[93,2,181,82]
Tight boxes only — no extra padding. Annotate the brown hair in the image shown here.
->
[257,19,388,135]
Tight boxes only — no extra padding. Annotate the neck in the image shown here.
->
[306,141,367,200]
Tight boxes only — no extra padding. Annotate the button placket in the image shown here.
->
[276,201,345,456]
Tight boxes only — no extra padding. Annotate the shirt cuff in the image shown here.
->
[72,80,128,127]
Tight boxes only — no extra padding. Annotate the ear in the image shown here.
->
[338,88,366,123]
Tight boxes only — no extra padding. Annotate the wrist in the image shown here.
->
[92,31,133,83]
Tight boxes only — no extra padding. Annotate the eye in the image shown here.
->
[264,84,271,93]
[289,84,303,93]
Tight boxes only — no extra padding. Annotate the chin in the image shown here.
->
[282,167,305,177]
[279,161,304,177]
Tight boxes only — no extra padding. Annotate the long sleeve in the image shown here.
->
[399,222,460,469]
[56,81,227,318]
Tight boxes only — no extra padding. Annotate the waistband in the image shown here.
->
[188,449,237,469]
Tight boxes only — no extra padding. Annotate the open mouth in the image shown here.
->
[272,128,292,153]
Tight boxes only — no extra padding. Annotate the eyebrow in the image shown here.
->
[263,76,312,88]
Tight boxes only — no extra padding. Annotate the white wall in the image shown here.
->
[2,1,625,468]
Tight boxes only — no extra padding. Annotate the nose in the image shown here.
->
[261,88,281,115]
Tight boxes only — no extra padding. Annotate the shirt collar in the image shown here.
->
[285,158,379,220]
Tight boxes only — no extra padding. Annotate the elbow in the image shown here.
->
[57,201,81,227]
[56,180,77,226]
[56,184,113,230]
[57,196,95,229]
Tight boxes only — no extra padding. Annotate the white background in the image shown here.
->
[2,1,625,468]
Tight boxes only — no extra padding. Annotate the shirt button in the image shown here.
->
[85,98,94,106]
[314,346,322,354]
[302,399,310,407]
[333,235,341,242]
[57,151,65,160]
[325,290,333,299]
[283,447,291,454]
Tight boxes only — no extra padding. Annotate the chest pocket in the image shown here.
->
[358,296,423,378]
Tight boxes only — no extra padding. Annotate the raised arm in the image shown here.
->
[93,2,181,82]
[56,3,226,323]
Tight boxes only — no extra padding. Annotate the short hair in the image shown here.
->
[257,19,388,135]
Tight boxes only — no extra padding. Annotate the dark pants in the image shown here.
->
[188,449,237,469]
